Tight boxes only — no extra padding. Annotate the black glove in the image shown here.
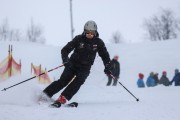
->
[104,63,112,75]
[62,57,72,68]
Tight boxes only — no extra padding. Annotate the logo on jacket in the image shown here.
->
[79,43,84,48]
[93,44,97,51]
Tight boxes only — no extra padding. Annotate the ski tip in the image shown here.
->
[68,102,78,107]
[50,102,62,108]
[136,98,139,102]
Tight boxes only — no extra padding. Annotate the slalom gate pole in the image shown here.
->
[110,74,139,102]
[1,64,65,91]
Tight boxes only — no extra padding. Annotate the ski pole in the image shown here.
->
[1,64,65,91]
[110,74,139,102]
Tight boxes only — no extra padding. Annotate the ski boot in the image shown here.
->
[50,95,67,108]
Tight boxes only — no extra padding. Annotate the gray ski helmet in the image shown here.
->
[84,20,97,32]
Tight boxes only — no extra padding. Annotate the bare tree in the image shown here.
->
[110,31,123,44]
[0,18,46,43]
[143,8,180,41]
[0,19,9,41]
[9,29,22,41]
[0,19,22,41]
[26,19,45,44]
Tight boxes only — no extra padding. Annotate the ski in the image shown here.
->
[50,102,78,108]
[66,102,78,107]
[37,93,78,108]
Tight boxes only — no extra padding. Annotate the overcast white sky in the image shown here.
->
[0,0,180,46]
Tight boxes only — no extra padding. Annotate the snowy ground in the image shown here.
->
[0,39,180,120]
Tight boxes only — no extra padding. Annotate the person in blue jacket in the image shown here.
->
[146,72,156,87]
[170,69,180,86]
[137,73,145,88]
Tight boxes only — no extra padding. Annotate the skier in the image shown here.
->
[39,20,112,107]
[106,55,120,86]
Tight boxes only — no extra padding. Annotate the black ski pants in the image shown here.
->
[107,75,117,86]
[43,65,90,100]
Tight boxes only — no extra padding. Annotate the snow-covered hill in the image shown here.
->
[0,40,180,120]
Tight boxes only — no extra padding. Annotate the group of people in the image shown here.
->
[137,69,180,88]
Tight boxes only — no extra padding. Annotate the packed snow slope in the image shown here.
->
[0,39,180,120]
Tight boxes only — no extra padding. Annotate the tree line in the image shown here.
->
[1,8,180,44]
[0,19,45,44]
[111,8,180,43]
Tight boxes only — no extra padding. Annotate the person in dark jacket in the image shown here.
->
[170,69,180,86]
[106,55,120,86]
[137,73,145,88]
[39,20,112,107]
[159,71,170,86]
[153,73,159,86]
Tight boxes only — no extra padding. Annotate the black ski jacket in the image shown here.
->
[110,59,120,77]
[61,33,110,69]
